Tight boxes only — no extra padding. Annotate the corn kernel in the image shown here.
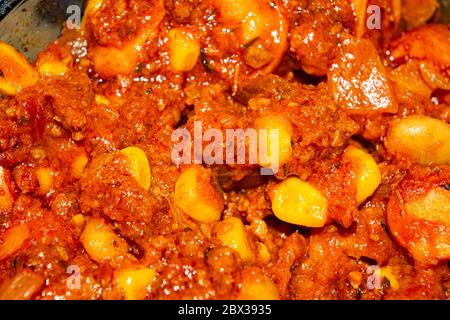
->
[30,147,46,160]
[56,246,69,262]
[213,217,255,262]
[72,131,85,141]
[120,147,151,191]
[215,0,273,43]
[254,115,292,170]
[0,167,14,212]
[81,0,104,31]
[92,43,139,78]
[369,233,380,242]
[71,154,89,179]
[5,107,16,118]
[84,0,104,15]
[348,271,362,289]
[72,214,85,227]
[0,41,38,96]
[269,177,328,228]
[343,146,381,204]
[0,225,30,261]
[95,95,110,105]
[215,0,253,24]
[80,218,129,263]
[168,29,200,72]
[114,268,157,300]
[380,266,400,291]
[36,167,53,194]
[38,60,69,77]
[386,115,450,165]
[257,242,271,264]
[174,166,224,223]
[237,268,279,300]
[240,10,272,44]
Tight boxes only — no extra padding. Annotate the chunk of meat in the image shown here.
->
[0,270,44,300]
[387,166,450,265]
[290,12,341,76]
[85,0,166,77]
[0,166,14,212]
[401,0,438,29]
[328,35,398,115]
[270,232,306,298]
[391,24,450,77]
[79,152,156,226]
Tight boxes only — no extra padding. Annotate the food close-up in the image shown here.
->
[0,0,449,300]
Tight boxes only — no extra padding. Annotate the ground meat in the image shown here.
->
[0,0,448,301]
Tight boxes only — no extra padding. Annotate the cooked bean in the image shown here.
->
[237,267,279,300]
[254,114,292,170]
[386,115,450,165]
[0,225,30,261]
[269,177,328,228]
[174,166,224,223]
[80,218,130,263]
[114,268,157,300]
[120,147,151,191]
[343,146,381,204]
[168,28,200,72]
[0,41,38,96]
[213,217,254,262]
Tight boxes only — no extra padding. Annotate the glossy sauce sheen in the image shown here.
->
[0,0,449,300]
